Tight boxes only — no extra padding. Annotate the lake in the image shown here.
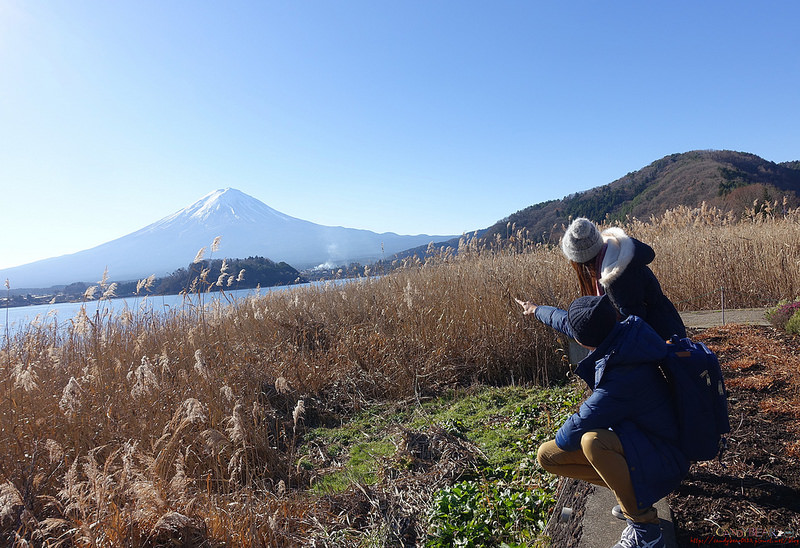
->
[0,284,311,334]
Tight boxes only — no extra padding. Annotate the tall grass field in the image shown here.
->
[2,202,799,546]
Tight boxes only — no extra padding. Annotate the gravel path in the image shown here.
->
[680,308,769,329]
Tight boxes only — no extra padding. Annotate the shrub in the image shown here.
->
[786,309,800,336]
[766,298,800,332]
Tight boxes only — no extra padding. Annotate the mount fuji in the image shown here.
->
[1,188,457,289]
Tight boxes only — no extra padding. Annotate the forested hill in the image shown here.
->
[149,257,305,295]
[483,150,800,243]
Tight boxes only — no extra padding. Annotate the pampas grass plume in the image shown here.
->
[193,247,206,264]
[58,377,82,419]
[193,350,210,379]
[211,236,222,253]
[275,377,290,394]
[102,282,118,300]
[292,400,305,429]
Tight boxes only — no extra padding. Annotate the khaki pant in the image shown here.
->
[537,429,659,524]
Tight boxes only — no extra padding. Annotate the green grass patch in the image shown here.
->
[297,382,584,544]
[310,438,397,494]
[300,404,402,494]
[409,384,582,475]
[417,384,582,547]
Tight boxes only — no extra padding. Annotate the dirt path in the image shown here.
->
[680,308,769,329]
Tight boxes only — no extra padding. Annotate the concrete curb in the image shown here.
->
[578,488,676,548]
[544,479,677,548]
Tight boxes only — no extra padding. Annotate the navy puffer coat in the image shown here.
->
[534,308,689,509]
[599,228,686,340]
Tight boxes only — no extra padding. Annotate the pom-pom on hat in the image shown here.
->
[561,218,603,264]
[567,295,617,348]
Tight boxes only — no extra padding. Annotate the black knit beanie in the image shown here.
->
[567,295,617,347]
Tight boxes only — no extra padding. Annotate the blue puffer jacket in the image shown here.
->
[534,308,689,509]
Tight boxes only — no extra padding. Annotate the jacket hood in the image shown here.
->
[598,228,655,286]
[575,316,668,389]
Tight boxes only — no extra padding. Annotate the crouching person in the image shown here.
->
[522,295,688,548]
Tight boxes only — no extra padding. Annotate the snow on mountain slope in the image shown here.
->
[146,188,299,229]
[1,188,456,289]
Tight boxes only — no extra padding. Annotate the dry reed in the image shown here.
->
[1,203,799,545]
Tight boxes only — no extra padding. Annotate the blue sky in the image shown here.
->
[1,1,799,270]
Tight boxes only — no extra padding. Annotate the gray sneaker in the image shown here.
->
[612,520,664,548]
[612,504,625,520]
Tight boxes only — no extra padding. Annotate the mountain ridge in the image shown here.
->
[482,149,800,243]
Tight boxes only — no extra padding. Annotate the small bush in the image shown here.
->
[766,298,800,332]
[786,310,800,336]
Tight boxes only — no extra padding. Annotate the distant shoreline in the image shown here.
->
[0,284,284,310]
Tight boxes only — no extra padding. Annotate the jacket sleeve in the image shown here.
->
[533,305,576,339]
[554,380,633,451]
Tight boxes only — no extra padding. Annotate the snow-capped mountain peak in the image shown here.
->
[187,188,235,220]
[0,188,457,288]
[142,188,299,234]
[163,188,296,226]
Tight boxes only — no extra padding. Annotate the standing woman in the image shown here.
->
[558,217,686,341]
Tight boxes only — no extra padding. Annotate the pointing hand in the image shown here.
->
[514,298,537,316]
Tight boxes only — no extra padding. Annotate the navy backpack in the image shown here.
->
[660,336,731,461]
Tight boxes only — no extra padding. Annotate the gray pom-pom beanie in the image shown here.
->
[561,218,603,264]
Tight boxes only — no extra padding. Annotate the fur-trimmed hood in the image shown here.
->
[598,227,655,287]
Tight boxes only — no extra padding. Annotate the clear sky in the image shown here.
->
[1,1,799,270]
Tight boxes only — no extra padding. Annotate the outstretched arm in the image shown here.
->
[516,298,576,340]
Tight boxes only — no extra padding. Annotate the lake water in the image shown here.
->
[0,284,308,334]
